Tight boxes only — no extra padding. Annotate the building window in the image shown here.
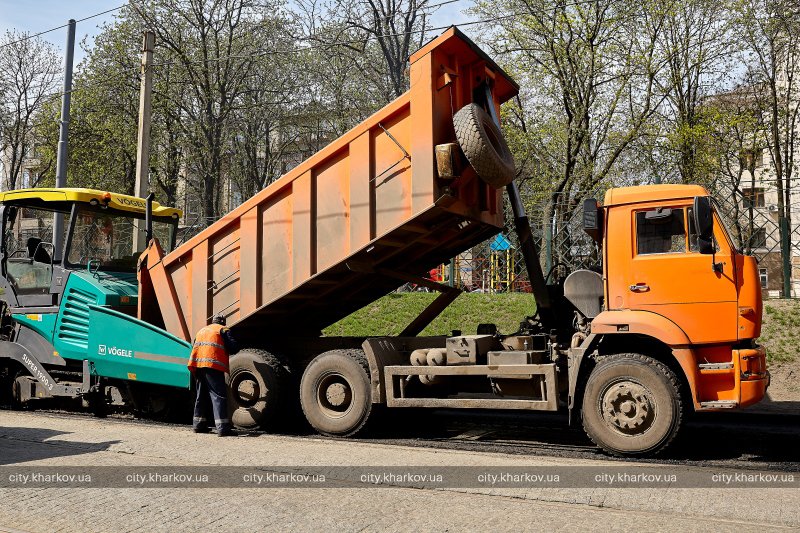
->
[748,227,767,249]
[740,150,764,170]
[759,268,768,289]
[742,188,765,208]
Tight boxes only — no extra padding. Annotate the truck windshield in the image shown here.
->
[66,208,175,272]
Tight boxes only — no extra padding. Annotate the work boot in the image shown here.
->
[193,427,210,434]
[217,428,238,437]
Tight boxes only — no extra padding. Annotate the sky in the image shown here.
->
[0,0,476,68]
[0,0,119,64]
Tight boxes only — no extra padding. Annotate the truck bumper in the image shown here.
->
[737,345,769,407]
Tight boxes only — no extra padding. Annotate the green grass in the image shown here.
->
[323,292,535,337]
[760,301,800,364]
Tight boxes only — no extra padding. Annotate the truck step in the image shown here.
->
[698,400,738,409]
[698,362,733,370]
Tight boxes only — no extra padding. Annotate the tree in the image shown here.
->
[657,0,736,184]
[36,1,317,222]
[474,0,670,268]
[0,31,60,190]
[131,0,284,222]
[225,13,309,202]
[296,0,434,106]
[735,0,800,297]
[705,86,766,252]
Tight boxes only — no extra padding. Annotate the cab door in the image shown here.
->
[624,202,738,344]
[1,204,60,309]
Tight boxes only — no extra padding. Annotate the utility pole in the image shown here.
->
[53,19,76,262]
[133,31,155,253]
[781,215,792,297]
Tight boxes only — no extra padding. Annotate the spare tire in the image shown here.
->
[453,103,515,188]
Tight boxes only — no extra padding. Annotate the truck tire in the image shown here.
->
[228,348,292,431]
[300,349,373,437]
[453,103,515,188]
[581,353,684,457]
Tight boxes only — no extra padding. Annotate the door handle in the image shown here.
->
[629,283,649,292]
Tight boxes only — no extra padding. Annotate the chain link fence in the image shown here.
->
[708,177,800,297]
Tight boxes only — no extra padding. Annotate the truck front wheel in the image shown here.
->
[300,349,373,437]
[581,353,684,456]
[228,349,292,431]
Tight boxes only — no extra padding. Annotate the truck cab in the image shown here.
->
[589,185,768,410]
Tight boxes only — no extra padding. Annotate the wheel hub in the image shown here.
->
[317,374,353,416]
[325,382,349,407]
[237,379,258,401]
[602,381,654,434]
[231,372,261,408]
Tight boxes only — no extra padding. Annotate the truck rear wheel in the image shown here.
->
[300,349,373,437]
[581,353,684,456]
[228,349,292,431]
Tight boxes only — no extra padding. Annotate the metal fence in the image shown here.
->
[708,177,800,297]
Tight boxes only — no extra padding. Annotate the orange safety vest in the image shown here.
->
[188,323,230,373]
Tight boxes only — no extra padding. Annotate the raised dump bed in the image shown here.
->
[138,28,519,343]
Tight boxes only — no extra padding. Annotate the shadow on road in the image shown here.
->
[360,408,800,468]
[0,426,120,465]
[668,410,800,464]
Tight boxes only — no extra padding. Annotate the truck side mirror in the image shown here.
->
[693,196,714,255]
[582,198,602,242]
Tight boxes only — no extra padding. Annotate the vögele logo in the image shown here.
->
[98,344,133,357]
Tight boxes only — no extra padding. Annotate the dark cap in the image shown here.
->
[212,314,226,326]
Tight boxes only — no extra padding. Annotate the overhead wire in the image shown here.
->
[22,0,475,103]
[0,4,127,51]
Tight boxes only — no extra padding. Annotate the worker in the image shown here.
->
[188,314,239,436]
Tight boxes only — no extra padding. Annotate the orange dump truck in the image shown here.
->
[2,28,766,456]
[137,28,768,455]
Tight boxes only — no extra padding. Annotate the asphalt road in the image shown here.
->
[1,406,798,532]
[9,402,800,470]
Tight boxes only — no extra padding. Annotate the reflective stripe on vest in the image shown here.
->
[194,341,226,350]
[188,323,229,372]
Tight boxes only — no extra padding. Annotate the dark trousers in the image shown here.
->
[193,368,231,432]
